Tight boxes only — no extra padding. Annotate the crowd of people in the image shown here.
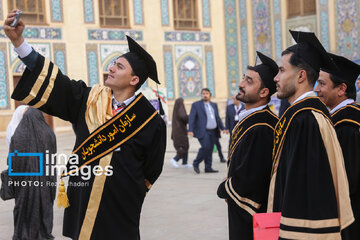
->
[1,8,360,240]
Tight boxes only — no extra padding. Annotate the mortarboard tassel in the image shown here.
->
[57,179,70,208]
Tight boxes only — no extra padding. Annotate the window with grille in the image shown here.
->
[99,0,129,27]
[287,0,316,18]
[173,0,198,30]
[8,0,46,24]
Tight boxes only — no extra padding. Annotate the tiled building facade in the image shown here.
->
[0,0,359,134]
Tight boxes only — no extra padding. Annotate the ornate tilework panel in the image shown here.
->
[239,0,248,77]
[86,44,99,86]
[224,0,240,96]
[22,27,61,39]
[285,15,317,47]
[319,0,329,50]
[9,42,51,66]
[252,0,272,56]
[1,27,61,40]
[100,44,129,68]
[205,46,215,96]
[161,0,170,26]
[88,29,143,41]
[336,0,359,59]
[202,0,211,27]
[273,0,282,60]
[0,43,9,109]
[163,46,175,100]
[177,55,203,99]
[164,31,211,42]
[134,0,144,25]
[13,62,26,74]
[175,45,202,61]
[0,1,3,20]
[53,43,67,74]
[51,0,63,22]
[84,0,95,23]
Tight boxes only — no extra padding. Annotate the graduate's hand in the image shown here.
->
[188,131,194,137]
[222,130,229,134]
[3,9,25,48]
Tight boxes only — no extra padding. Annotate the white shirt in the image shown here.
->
[330,99,354,115]
[112,94,136,113]
[238,104,267,122]
[292,91,316,105]
[14,40,32,58]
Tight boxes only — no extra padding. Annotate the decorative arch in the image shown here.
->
[12,59,26,74]
[177,54,203,99]
[102,52,123,72]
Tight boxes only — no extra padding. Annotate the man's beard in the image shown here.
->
[277,82,296,100]
[236,88,258,104]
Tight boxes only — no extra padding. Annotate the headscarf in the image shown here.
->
[6,105,29,149]
[10,107,57,239]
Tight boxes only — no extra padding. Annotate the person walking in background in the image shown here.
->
[6,105,28,150]
[210,94,227,163]
[7,106,57,240]
[314,53,360,239]
[188,88,225,174]
[217,51,279,240]
[171,98,192,168]
[225,94,245,146]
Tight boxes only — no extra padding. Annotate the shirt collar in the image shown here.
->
[112,94,136,108]
[238,104,267,122]
[292,91,316,105]
[330,99,354,114]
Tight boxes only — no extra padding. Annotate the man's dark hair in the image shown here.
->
[330,74,357,100]
[247,66,271,103]
[282,49,319,86]
[201,88,212,96]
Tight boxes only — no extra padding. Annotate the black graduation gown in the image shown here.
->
[11,54,166,240]
[331,103,360,240]
[269,97,353,240]
[217,106,278,240]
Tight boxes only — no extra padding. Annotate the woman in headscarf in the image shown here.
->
[170,98,192,168]
[6,105,28,150]
[7,106,57,240]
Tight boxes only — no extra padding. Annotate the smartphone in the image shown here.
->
[10,10,22,27]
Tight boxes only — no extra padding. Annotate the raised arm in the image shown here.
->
[4,10,90,123]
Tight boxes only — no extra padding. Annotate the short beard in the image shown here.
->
[237,89,260,104]
[277,82,296,100]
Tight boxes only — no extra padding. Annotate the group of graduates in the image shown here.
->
[3,8,360,240]
[217,30,360,240]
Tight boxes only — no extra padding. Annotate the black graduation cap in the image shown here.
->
[121,35,160,85]
[322,53,360,87]
[286,30,337,73]
[251,51,278,96]
[121,36,165,115]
